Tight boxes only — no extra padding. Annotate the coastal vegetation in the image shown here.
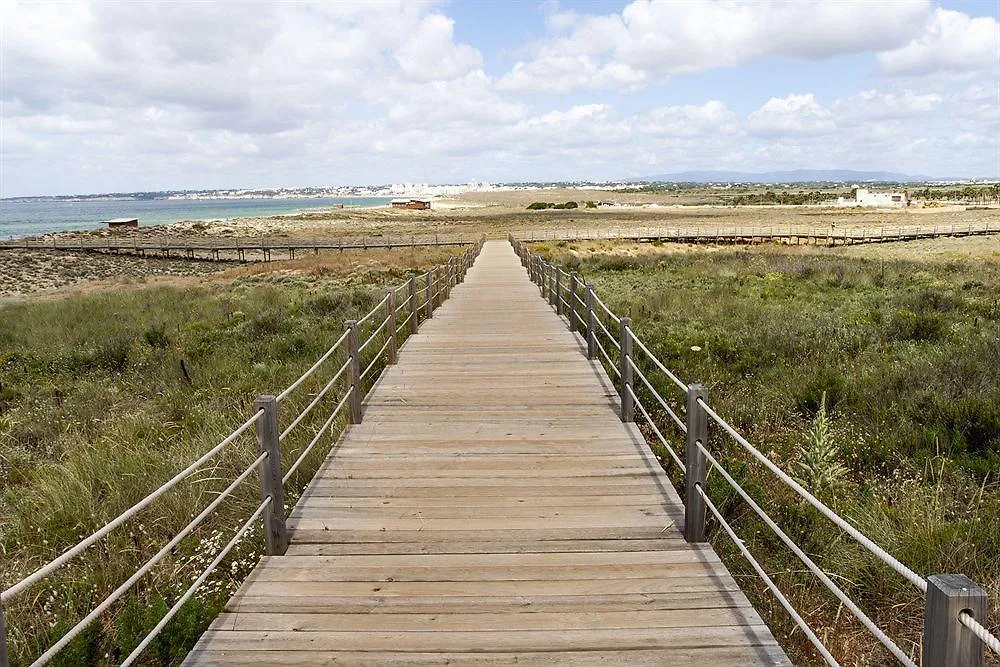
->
[526,201,579,210]
[530,240,1000,663]
[0,246,461,664]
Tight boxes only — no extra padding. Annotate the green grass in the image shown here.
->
[534,242,1000,663]
[0,255,455,665]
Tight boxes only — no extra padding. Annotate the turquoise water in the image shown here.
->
[0,197,392,239]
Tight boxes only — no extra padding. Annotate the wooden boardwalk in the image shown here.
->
[186,241,789,665]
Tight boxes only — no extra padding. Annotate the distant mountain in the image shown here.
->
[629,169,933,184]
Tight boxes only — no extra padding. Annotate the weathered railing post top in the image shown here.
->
[924,574,988,667]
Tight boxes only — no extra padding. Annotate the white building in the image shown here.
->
[855,188,907,207]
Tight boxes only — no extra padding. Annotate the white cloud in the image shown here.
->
[499,0,931,93]
[747,94,836,137]
[2,0,998,194]
[832,90,942,123]
[877,8,1000,76]
[636,101,739,137]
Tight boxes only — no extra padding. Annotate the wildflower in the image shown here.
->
[690,345,702,352]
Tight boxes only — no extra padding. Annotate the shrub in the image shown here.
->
[143,324,170,349]
[886,308,946,342]
[527,202,553,210]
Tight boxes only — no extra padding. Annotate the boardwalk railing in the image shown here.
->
[0,233,481,262]
[510,234,999,666]
[515,221,1000,247]
[0,236,485,667]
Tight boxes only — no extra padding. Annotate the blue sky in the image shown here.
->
[2,0,998,196]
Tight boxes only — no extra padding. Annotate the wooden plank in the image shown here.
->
[185,240,787,666]
[185,647,791,666]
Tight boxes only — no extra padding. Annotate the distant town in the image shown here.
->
[4,174,998,204]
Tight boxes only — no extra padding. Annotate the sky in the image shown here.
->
[1,0,999,197]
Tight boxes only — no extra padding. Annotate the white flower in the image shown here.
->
[690,346,702,352]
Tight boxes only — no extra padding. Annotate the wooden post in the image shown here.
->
[568,273,579,332]
[554,268,562,314]
[425,271,433,319]
[685,384,709,543]
[409,276,418,334]
[0,597,7,667]
[924,574,987,667]
[585,283,597,360]
[254,395,288,556]
[619,318,634,422]
[346,320,362,424]
[386,290,398,365]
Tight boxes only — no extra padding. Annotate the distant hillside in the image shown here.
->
[630,169,933,184]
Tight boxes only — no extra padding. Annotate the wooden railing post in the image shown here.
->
[555,268,562,315]
[254,395,288,556]
[924,575,987,667]
[346,320,362,424]
[585,283,597,360]
[1,597,8,667]
[409,276,418,334]
[386,290,398,365]
[619,318,634,422]
[685,384,709,542]
[568,272,579,332]
[425,271,433,319]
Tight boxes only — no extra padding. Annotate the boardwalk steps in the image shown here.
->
[185,241,789,665]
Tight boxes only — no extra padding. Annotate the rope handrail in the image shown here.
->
[397,312,414,335]
[696,440,917,665]
[959,613,1000,655]
[1,409,264,602]
[121,496,272,666]
[627,356,686,434]
[31,450,269,665]
[695,484,840,666]
[626,384,684,471]
[278,358,351,442]
[592,293,620,324]
[593,335,620,378]
[357,293,391,327]
[361,337,392,381]
[359,313,391,354]
[283,391,352,484]
[627,329,687,393]
[696,397,927,593]
[592,311,620,351]
[275,329,350,403]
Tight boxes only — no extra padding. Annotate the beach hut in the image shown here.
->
[390,199,431,210]
[104,218,139,229]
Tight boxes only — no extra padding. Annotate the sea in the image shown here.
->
[0,197,392,239]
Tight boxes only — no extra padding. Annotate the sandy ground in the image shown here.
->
[2,191,996,299]
[550,234,1000,264]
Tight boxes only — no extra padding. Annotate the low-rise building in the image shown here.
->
[390,199,431,210]
[104,218,139,229]
[855,188,907,207]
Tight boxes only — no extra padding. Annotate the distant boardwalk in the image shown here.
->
[185,242,788,665]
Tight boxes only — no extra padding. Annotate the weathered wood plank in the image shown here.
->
[184,241,786,666]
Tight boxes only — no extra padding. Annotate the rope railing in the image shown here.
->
[508,233,998,666]
[0,234,486,667]
[278,359,351,442]
[695,484,841,666]
[695,440,917,665]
